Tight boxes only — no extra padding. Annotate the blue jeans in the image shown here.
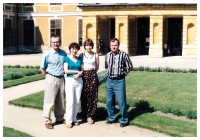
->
[106,78,128,124]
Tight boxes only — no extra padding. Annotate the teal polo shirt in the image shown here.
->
[40,48,67,76]
[64,56,83,78]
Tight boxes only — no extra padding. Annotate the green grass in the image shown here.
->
[3,67,44,89]
[8,71,197,136]
[99,71,197,117]
[3,74,44,88]
[129,113,196,137]
[3,126,32,137]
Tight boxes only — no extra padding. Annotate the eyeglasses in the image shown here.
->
[51,42,60,44]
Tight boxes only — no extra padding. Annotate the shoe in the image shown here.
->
[55,119,66,124]
[72,122,80,126]
[45,123,53,129]
[120,123,128,128]
[87,117,94,124]
[106,120,116,124]
[66,123,72,128]
[82,118,87,123]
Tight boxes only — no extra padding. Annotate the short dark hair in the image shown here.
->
[50,34,61,43]
[83,38,94,50]
[68,42,80,50]
[110,38,120,46]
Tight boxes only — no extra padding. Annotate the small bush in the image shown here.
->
[4,72,24,80]
[182,69,187,73]
[25,71,37,76]
[98,72,108,85]
[174,69,182,73]
[11,65,15,68]
[161,105,172,113]
[25,65,29,68]
[144,66,150,71]
[7,65,11,68]
[135,99,150,110]
[188,69,197,73]
[30,66,34,69]
[138,66,144,71]
[132,67,139,71]
[187,110,197,119]
[14,65,21,68]
[35,66,40,69]
[172,109,183,116]
[21,66,25,68]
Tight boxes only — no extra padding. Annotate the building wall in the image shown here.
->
[80,4,197,58]
[3,3,197,58]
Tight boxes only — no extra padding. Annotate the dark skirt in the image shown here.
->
[81,70,98,120]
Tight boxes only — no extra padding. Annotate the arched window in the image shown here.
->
[187,23,195,44]
[153,23,159,44]
[119,23,124,43]
[86,23,93,39]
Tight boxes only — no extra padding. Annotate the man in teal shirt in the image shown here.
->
[40,35,67,129]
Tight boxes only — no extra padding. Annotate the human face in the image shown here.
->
[51,37,61,51]
[85,44,93,53]
[70,47,79,56]
[110,40,119,54]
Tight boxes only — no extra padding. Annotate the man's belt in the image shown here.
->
[109,76,125,80]
[48,73,63,78]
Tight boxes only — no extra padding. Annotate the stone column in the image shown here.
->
[82,16,98,53]
[149,16,163,58]
[115,16,129,53]
[182,16,197,58]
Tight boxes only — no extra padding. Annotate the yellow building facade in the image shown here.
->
[3,3,197,58]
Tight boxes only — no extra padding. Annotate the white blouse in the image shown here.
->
[83,52,96,69]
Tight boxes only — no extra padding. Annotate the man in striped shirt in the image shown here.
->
[105,38,133,128]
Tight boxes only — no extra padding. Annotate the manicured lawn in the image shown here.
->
[3,126,32,137]
[8,71,197,136]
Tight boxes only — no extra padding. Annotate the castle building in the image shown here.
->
[3,3,197,58]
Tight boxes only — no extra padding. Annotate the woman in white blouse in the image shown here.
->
[80,38,99,124]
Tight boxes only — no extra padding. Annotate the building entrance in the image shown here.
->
[137,17,149,55]
[167,18,183,56]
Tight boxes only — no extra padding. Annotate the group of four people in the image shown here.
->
[40,35,133,129]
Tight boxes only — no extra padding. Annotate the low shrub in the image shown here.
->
[7,65,11,68]
[30,66,34,69]
[135,99,151,110]
[25,65,29,68]
[144,66,150,71]
[186,110,197,119]
[98,72,108,85]
[160,105,172,113]
[138,66,144,71]
[35,66,40,69]
[4,72,24,80]
[14,65,21,68]
[188,69,197,73]
[172,109,183,116]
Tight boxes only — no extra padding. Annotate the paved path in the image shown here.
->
[3,54,197,137]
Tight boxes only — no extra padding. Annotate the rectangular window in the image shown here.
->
[4,19,12,46]
[50,3,62,5]
[23,3,34,6]
[23,20,34,46]
[78,19,82,46]
[50,19,62,38]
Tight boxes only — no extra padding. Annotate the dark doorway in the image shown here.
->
[108,18,115,52]
[110,18,115,39]
[167,18,182,56]
[137,18,149,55]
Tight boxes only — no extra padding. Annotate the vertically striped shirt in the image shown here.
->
[105,50,133,78]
